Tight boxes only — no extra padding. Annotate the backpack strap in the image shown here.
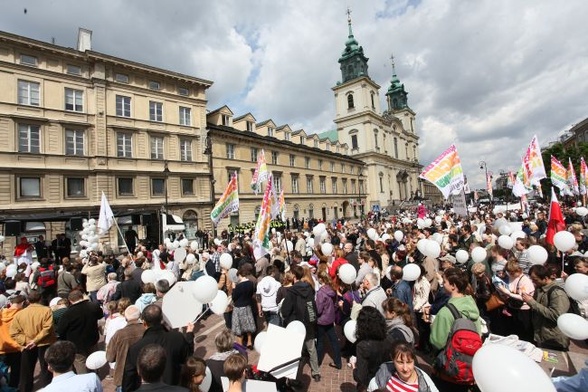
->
[446,302,462,320]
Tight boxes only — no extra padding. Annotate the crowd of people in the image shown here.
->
[0,200,587,392]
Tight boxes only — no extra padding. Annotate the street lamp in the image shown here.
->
[163,160,170,215]
[479,160,493,201]
[358,171,364,218]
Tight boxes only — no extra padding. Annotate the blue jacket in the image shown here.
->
[392,280,413,311]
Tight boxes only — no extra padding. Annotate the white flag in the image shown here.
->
[98,191,115,235]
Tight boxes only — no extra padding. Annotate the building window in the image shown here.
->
[374,131,379,150]
[182,179,194,195]
[178,87,190,96]
[271,151,278,165]
[250,147,258,162]
[226,144,235,159]
[300,136,304,144]
[379,173,384,193]
[149,101,163,122]
[291,175,299,194]
[405,143,409,158]
[180,139,192,161]
[66,178,85,197]
[350,166,355,175]
[246,121,254,132]
[318,159,323,170]
[18,124,40,153]
[351,179,357,194]
[314,139,318,148]
[289,154,295,167]
[332,178,338,193]
[66,64,82,75]
[394,137,398,158]
[268,127,274,137]
[151,136,164,160]
[116,95,131,117]
[19,54,38,66]
[331,162,335,172]
[19,177,41,198]
[116,132,132,158]
[413,145,417,160]
[326,143,330,151]
[320,177,326,193]
[115,73,129,83]
[65,88,83,112]
[152,178,165,196]
[149,81,161,90]
[342,179,348,194]
[285,132,290,141]
[65,129,84,156]
[306,176,314,193]
[274,175,282,193]
[18,80,40,106]
[305,157,310,169]
[222,115,230,126]
[341,164,346,173]
[179,106,191,126]
[117,178,134,196]
[371,91,375,109]
[347,93,354,109]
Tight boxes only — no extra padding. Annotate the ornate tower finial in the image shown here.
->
[390,53,397,76]
[347,7,353,37]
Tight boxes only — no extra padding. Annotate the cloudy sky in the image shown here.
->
[2,0,587,188]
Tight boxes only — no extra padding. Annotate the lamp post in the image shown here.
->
[358,171,364,218]
[163,160,170,215]
[479,160,493,203]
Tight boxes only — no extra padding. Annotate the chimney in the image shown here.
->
[77,28,92,52]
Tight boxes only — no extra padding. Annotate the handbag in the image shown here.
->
[507,276,525,309]
[485,292,505,311]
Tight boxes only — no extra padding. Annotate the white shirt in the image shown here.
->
[39,371,102,392]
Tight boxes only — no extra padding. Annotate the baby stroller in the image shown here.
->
[249,357,303,391]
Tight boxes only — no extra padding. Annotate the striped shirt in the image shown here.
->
[386,374,419,392]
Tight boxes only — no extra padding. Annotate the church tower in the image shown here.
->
[385,55,416,134]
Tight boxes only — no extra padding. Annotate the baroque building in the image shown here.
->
[0,29,212,253]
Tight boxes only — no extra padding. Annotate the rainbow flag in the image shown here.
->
[278,188,286,221]
[507,171,516,189]
[486,173,493,198]
[513,162,532,197]
[568,158,579,195]
[251,149,269,194]
[253,174,274,255]
[419,144,464,199]
[523,135,547,186]
[211,172,239,226]
[550,155,569,193]
[580,157,588,195]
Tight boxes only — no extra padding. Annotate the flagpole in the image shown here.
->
[112,217,132,255]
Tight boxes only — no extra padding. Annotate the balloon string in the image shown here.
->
[193,304,210,324]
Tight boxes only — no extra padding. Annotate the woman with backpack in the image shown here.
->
[382,297,416,346]
[315,270,342,370]
[429,267,482,392]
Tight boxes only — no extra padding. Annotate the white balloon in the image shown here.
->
[576,207,588,217]
[338,264,357,285]
[160,270,177,286]
[456,249,469,264]
[6,265,17,278]
[192,275,218,303]
[381,233,391,241]
[367,228,378,241]
[186,254,196,265]
[435,216,442,224]
[473,344,555,392]
[254,331,268,352]
[493,217,508,230]
[393,230,404,242]
[88,218,96,225]
[321,243,334,256]
[174,248,187,263]
[432,233,443,245]
[285,240,293,252]
[557,313,588,340]
[313,223,326,236]
[499,225,512,236]
[79,250,88,259]
[209,290,229,315]
[228,268,238,283]
[425,240,441,258]
[286,320,306,336]
[180,238,189,248]
[402,263,421,282]
[172,240,180,249]
[344,320,357,343]
[85,350,107,370]
[214,238,221,246]
[564,273,588,301]
[416,218,425,229]
[219,253,233,270]
[0,235,4,242]
[510,231,527,241]
[497,235,514,250]
[471,247,487,263]
[527,245,548,265]
[416,239,429,255]
[200,367,212,392]
[554,231,576,252]
[424,218,433,228]
[0,264,5,273]
[306,238,315,248]
[320,231,329,242]
[190,241,199,251]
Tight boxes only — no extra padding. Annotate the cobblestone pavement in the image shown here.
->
[31,312,588,392]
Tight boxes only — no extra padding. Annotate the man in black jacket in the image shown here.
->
[112,268,143,303]
[281,265,321,382]
[123,305,191,392]
[56,289,103,373]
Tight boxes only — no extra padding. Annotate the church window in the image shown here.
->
[370,92,375,109]
[351,134,358,150]
[347,94,354,109]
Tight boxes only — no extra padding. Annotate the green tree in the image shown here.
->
[541,141,588,196]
